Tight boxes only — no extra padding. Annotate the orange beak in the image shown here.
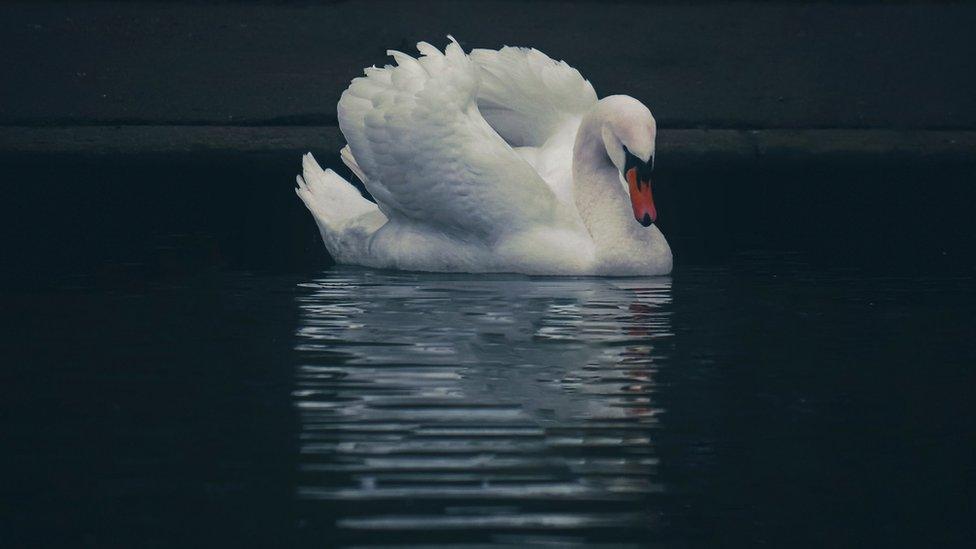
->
[626,166,656,227]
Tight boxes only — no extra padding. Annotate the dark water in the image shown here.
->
[2,154,975,546]
[5,257,974,547]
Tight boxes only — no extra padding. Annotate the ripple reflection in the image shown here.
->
[293,269,673,546]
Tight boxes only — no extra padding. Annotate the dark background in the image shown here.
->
[1,1,975,548]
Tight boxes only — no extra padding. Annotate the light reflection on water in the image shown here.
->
[10,259,971,546]
[293,269,674,545]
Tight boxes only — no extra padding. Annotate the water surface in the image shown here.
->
[288,263,975,547]
[9,255,972,547]
[294,271,675,546]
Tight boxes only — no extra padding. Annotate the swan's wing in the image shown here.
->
[337,38,561,241]
[470,46,598,147]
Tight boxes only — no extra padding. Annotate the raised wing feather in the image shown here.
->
[470,46,598,147]
[337,38,561,241]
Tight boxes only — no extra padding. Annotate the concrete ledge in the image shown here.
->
[2,126,974,165]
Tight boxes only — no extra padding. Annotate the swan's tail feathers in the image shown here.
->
[295,153,386,262]
[339,145,368,184]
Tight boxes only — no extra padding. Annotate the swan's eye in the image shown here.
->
[622,146,653,180]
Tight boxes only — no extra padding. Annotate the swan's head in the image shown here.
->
[599,95,658,227]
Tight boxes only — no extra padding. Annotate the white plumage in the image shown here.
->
[296,37,672,276]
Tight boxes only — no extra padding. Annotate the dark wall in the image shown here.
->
[2,1,975,129]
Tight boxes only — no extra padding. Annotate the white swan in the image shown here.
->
[296,38,671,276]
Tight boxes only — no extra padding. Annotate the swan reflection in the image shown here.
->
[293,269,673,542]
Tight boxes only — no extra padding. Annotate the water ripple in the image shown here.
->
[294,270,673,546]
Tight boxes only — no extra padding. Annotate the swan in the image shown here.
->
[296,37,671,276]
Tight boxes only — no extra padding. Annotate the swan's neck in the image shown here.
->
[572,114,639,250]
